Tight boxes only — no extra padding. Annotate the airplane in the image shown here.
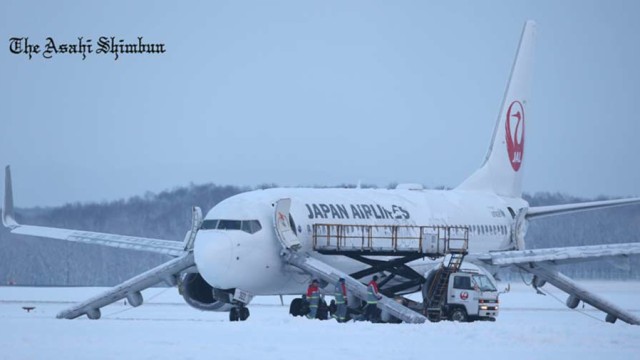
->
[3,20,640,324]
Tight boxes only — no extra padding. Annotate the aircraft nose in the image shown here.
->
[193,231,233,288]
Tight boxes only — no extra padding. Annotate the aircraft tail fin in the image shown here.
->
[456,21,536,198]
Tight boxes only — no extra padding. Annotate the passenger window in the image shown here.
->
[453,276,473,290]
[200,220,219,230]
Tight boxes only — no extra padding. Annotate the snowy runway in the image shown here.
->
[1,282,638,360]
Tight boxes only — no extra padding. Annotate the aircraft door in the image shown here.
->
[274,198,302,250]
[510,208,528,250]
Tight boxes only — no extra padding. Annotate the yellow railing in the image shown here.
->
[312,224,468,254]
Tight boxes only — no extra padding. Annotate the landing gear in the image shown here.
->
[230,306,250,322]
[289,296,329,320]
[289,298,306,317]
[230,308,239,321]
[317,299,329,320]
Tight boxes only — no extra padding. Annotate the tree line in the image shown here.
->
[0,184,638,285]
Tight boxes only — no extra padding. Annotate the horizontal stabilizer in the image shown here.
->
[476,243,640,266]
[527,197,640,220]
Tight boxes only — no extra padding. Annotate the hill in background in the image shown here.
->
[1,184,638,285]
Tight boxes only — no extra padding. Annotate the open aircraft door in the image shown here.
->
[511,208,527,250]
[274,198,301,250]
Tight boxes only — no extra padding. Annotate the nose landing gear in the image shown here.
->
[230,305,250,321]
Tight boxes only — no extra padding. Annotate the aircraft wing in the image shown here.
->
[475,244,640,325]
[476,243,640,266]
[3,166,184,256]
[527,197,640,220]
[57,252,195,319]
[514,262,640,325]
[8,225,184,256]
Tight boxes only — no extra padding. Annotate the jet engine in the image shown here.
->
[180,273,234,312]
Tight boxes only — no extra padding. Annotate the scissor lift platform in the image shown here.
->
[312,224,469,257]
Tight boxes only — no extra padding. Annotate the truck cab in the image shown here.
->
[445,271,499,322]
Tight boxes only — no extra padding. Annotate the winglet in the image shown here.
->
[3,166,19,229]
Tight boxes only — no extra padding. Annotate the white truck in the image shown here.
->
[422,267,501,322]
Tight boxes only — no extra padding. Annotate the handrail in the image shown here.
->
[312,224,469,255]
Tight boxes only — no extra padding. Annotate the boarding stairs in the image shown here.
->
[424,250,467,321]
[284,252,427,324]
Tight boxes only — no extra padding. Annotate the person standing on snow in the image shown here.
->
[333,278,348,322]
[365,275,382,321]
[306,279,320,319]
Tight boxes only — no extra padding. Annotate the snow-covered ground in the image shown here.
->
[1,281,638,360]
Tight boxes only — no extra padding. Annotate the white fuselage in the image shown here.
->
[193,187,528,296]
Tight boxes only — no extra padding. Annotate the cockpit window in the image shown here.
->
[242,220,262,234]
[200,219,262,234]
[217,220,241,230]
[200,220,219,230]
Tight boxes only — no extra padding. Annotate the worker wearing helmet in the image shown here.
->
[306,279,320,319]
[365,275,382,322]
[333,278,348,322]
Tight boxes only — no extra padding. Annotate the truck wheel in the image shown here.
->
[450,308,467,322]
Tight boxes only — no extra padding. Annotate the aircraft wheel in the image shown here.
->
[289,298,303,317]
[239,307,250,321]
[329,299,337,317]
[229,308,239,322]
[450,308,468,322]
[317,299,329,320]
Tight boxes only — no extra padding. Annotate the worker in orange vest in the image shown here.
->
[333,278,348,322]
[365,275,382,321]
[306,279,320,319]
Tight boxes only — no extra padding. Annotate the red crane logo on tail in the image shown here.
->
[505,100,525,171]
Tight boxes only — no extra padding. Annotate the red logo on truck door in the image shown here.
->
[460,291,469,300]
[505,100,525,171]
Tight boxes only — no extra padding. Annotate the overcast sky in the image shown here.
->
[1,1,639,207]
